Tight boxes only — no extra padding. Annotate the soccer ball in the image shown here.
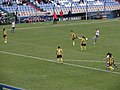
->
[86,38,88,40]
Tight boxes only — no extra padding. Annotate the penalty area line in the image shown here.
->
[0,50,120,75]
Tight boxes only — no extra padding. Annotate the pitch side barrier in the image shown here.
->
[0,83,24,90]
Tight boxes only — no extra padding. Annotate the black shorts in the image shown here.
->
[95,35,99,38]
[57,55,62,58]
[81,44,86,46]
[12,27,15,29]
[72,37,77,41]
[54,18,58,22]
[3,35,7,38]
[72,38,75,41]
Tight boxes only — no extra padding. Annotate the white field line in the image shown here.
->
[0,83,25,90]
[65,59,120,65]
[3,19,119,31]
[0,50,120,75]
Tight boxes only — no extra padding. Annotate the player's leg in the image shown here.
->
[94,38,97,44]
[11,27,13,33]
[4,38,7,44]
[84,44,86,50]
[73,39,75,46]
[12,27,15,33]
[109,66,114,70]
[95,35,99,44]
[53,19,55,24]
[81,44,83,51]
[109,61,114,70]
[4,36,7,44]
[13,27,15,33]
[59,55,63,63]
[60,58,63,63]
[57,55,60,63]
[112,60,118,69]
[56,19,57,24]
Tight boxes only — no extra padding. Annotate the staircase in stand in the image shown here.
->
[28,2,41,12]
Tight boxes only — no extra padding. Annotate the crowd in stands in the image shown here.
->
[16,0,28,5]
[116,0,120,4]
[2,0,12,6]
[2,0,28,6]
[0,13,8,24]
[23,15,50,23]
[33,0,42,4]
[0,0,120,24]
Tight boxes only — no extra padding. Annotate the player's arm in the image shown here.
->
[78,36,82,39]
[103,57,108,60]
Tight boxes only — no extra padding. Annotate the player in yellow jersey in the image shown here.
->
[56,46,63,63]
[107,54,114,70]
[70,30,77,46]
[79,36,87,51]
[3,28,7,44]
[103,52,118,70]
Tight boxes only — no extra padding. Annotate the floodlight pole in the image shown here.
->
[85,1,88,20]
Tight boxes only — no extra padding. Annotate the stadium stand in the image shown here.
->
[34,0,120,15]
[0,0,50,23]
[0,0,120,23]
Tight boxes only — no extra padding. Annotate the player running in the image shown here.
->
[103,52,118,70]
[78,36,87,51]
[70,30,77,46]
[92,28,99,44]
[3,28,7,44]
[56,46,63,63]
[11,21,15,33]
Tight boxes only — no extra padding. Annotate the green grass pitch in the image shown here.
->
[0,19,120,90]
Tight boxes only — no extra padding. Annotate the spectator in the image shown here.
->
[56,1,60,5]
[59,10,63,21]
[97,9,100,15]
[53,12,58,24]
[79,0,84,4]
[68,10,72,20]
[7,1,12,6]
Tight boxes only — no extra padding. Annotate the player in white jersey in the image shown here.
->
[11,21,15,33]
[95,29,99,37]
[92,28,100,44]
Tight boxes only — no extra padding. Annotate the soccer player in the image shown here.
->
[11,21,15,33]
[70,30,77,46]
[53,12,58,24]
[103,52,117,70]
[59,10,63,21]
[79,36,87,51]
[3,28,7,44]
[93,28,99,44]
[56,46,63,63]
